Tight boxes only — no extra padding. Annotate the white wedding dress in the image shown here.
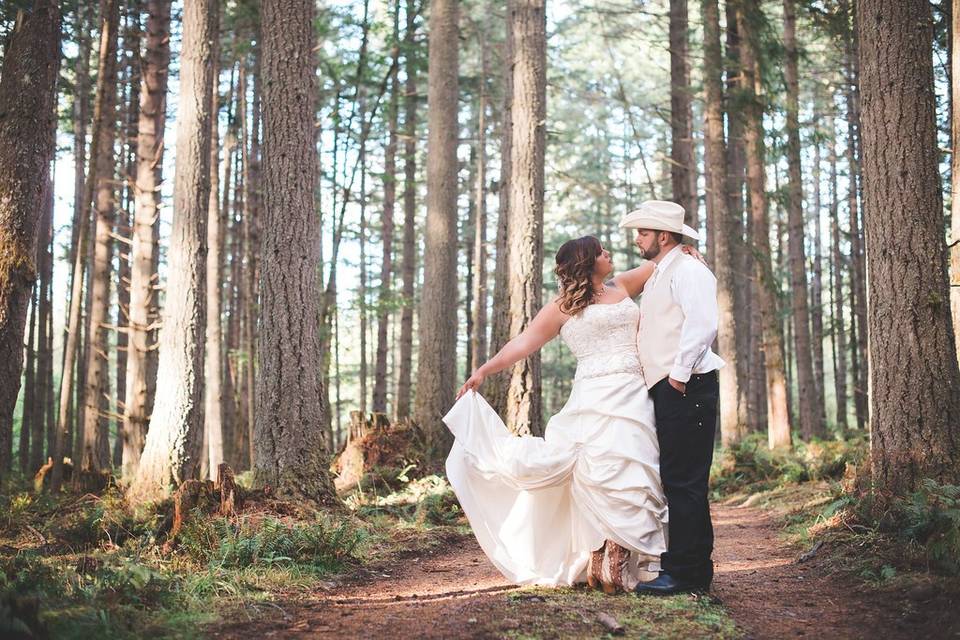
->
[443,296,668,587]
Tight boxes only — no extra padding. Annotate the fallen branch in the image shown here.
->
[797,540,824,563]
[597,612,624,635]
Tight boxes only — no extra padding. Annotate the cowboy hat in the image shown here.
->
[618,200,700,242]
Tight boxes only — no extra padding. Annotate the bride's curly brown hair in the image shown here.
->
[554,236,603,316]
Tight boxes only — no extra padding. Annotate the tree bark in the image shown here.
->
[485,0,515,417]
[858,0,960,494]
[123,0,170,481]
[724,0,751,432]
[55,0,118,491]
[827,110,849,431]
[357,0,371,419]
[129,0,215,502]
[669,0,698,229]
[19,291,37,474]
[952,0,960,366]
[373,0,402,415]
[810,119,826,432]
[501,0,546,437]
[0,1,59,479]
[471,27,490,371]
[253,0,337,505]
[396,0,419,421]
[414,0,460,452]
[35,178,54,473]
[205,2,224,479]
[702,0,742,446]
[737,0,791,449]
[62,0,94,465]
[783,0,823,440]
[79,0,122,477]
[841,0,868,430]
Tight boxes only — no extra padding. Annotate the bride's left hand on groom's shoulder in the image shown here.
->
[682,244,707,266]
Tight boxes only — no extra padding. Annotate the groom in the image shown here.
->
[620,200,724,595]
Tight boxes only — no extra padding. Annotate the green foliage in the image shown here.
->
[891,480,960,576]
[178,513,365,572]
[350,474,464,528]
[51,489,156,550]
[710,434,867,496]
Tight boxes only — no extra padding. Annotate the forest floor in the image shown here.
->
[209,485,960,639]
[5,438,960,639]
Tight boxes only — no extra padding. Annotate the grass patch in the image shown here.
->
[500,586,740,639]
[0,480,368,639]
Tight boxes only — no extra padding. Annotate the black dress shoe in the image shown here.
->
[632,572,709,596]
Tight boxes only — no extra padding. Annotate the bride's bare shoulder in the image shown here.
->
[546,297,574,323]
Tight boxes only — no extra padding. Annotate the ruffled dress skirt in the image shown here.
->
[443,372,668,587]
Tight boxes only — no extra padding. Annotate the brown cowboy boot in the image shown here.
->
[587,541,606,589]
[604,541,631,594]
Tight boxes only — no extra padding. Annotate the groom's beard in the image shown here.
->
[640,244,660,260]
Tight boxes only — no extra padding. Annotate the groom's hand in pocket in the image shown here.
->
[667,377,686,394]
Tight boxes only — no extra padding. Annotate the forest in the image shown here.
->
[0,0,958,637]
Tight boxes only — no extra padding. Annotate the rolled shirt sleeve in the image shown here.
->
[668,262,720,383]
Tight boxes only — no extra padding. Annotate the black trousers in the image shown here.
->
[650,370,718,584]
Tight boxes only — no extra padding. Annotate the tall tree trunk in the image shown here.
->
[842,0,868,430]
[464,144,477,378]
[724,0,751,431]
[783,0,823,440]
[63,0,94,464]
[253,0,337,504]
[20,291,37,473]
[669,0,698,229]
[56,0,115,490]
[858,0,960,494]
[0,1,59,480]
[502,0,546,437]
[810,117,826,432]
[485,0,515,417]
[79,0,122,477]
[123,0,170,481]
[737,0,791,449]
[128,0,215,502]
[242,50,262,470]
[471,27,490,371]
[828,111,849,431]
[951,0,960,365]
[114,3,138,468]
[35,178,54,472]
[205,3,224,478]
[373,0,402,415]
[702,0,741,447]
[414,0,460,452]
[220,68,240,467]
[396,0,419,421]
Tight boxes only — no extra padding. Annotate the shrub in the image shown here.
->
[893,480,960,576]
[178,514,365,571]
[710,434,867,495]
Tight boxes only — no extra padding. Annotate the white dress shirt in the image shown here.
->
[647,245,726,383]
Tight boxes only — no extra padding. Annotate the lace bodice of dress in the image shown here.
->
[559,297,643,380]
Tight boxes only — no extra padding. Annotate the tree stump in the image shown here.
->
[332,413,420,492]
[162,464,245,552]
[216,462,242,516]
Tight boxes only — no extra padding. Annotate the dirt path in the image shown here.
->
[210,504,955,639]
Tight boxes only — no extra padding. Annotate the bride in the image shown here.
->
[444,236,697,593]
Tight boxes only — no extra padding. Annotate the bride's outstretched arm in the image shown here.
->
[456,300,567,399]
